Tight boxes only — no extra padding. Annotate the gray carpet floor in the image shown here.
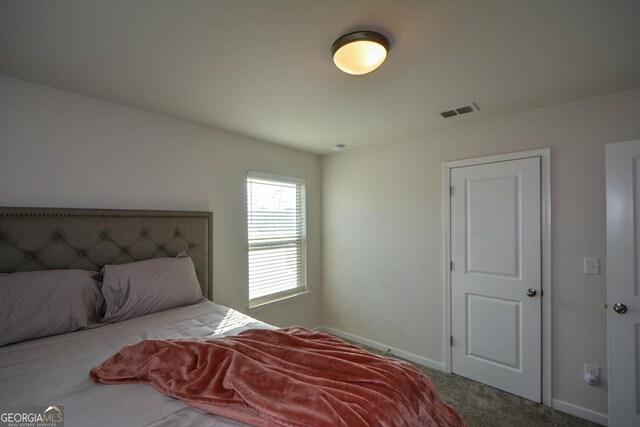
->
[350,341,600,427]
[417,364,599,427]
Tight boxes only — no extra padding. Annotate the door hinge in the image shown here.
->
[450,186,454,196]
[450,336,453,346]
[450,261,454,271]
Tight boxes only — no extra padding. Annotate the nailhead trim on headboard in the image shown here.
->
[0,207,213,300]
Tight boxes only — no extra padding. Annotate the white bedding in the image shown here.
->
[0,300,274,427]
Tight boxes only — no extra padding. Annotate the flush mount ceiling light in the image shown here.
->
[331,31,389,75]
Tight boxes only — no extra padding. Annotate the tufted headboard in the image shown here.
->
[0,207,213,300]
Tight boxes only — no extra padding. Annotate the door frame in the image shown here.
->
[443,148,551,406]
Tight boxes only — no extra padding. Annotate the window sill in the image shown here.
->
[248,290,311,313]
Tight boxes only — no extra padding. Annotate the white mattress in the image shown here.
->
[0,300,274,427]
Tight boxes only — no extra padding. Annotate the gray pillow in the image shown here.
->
[99,255,203,323]
[0,269,102,347]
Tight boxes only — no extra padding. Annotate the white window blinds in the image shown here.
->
[247,172,306,305]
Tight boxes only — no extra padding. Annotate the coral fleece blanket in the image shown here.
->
[90,327,466,427]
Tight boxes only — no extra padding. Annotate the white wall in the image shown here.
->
[321,88,640,416]
[0,75,322,328]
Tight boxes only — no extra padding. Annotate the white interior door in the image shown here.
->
[451,157,541,402]
[606,139,640,427]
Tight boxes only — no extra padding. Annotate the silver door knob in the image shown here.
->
[613,303,628,314]
[526,288,537,297]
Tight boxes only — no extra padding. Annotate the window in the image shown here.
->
[247,172,307,307]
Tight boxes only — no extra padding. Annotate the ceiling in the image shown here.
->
[1,0,639,154]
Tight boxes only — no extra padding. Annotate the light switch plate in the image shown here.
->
[584,257,599,275]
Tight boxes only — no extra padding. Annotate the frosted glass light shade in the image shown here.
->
[331,31,389,75]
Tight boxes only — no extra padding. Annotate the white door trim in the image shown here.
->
[443,148,551,406]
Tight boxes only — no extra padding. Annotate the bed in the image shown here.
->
[0,207,465,427]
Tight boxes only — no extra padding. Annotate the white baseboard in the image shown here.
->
[551,399,608,426]
[315,325,445,372]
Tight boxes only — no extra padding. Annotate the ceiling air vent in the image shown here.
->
[439,102,479,118]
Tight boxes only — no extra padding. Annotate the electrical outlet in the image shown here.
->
[343,304,351,316]
[584,257,599,275]
[584,364,600,386]
[585,364,599,376]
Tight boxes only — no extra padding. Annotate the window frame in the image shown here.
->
[246,171,308,309]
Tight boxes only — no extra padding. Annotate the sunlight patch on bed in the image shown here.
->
[213,309,253,335]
